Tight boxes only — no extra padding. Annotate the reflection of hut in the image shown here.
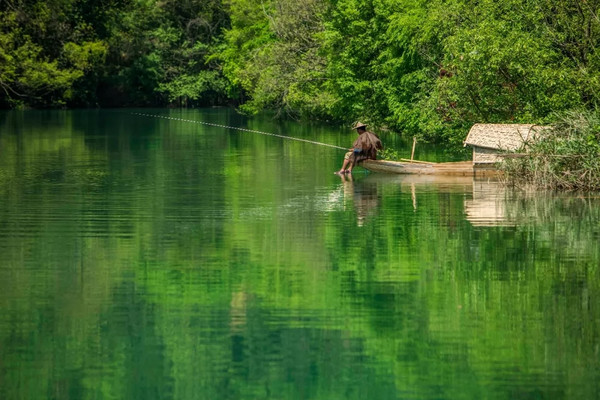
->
[464,124,546,165]
[464,180,515,226]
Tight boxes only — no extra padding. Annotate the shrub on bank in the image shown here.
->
[501,111,600,191]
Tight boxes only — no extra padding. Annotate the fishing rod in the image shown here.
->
[131,112,347,151]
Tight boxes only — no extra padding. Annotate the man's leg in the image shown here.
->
[337,152,353,173]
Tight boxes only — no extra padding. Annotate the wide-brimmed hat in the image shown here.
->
[352,121,367,130]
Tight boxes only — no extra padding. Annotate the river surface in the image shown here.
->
[0,109,599,400]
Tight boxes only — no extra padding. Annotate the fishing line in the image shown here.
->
[132,112,347,151]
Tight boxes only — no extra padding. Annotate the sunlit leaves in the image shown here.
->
[3,0,600,149]
[219,0,330,117]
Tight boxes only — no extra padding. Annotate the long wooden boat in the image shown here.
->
[360,159,498,176]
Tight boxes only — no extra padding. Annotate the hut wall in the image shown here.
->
[473,147,502,164]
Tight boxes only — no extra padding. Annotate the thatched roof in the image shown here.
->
[464,124,545,151]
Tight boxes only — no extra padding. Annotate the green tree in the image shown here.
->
[150,0,230,106]
[0,2,107,107]
[319,0,441,133]
[0,0,230,108]
[423,0,600,143]
[219,0,332,118]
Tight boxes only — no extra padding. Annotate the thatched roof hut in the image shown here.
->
[464,124,546,164]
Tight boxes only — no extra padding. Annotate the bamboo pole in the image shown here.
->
[410,137,417,161]
[399,158,436,164]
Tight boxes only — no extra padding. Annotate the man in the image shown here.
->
[337,122,383,174]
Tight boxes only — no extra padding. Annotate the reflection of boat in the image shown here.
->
[331,172,525,227]
[362,173,517,226]
[358,172,475,189]
[360,159,497,176]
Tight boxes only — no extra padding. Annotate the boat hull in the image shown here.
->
[360,160,497,176]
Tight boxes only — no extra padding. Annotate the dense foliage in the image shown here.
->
[0,0,229,108]
[3,0,600,142]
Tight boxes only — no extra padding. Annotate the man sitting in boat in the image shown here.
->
[337,122,383,174]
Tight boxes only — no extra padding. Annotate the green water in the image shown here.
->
[0,109,599,400]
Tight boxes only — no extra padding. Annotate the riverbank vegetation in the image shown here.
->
[502,110,600,191]
[2,0,600,145]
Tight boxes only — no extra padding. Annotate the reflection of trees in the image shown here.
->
[1,112,600,399]
[324,177,600,399]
